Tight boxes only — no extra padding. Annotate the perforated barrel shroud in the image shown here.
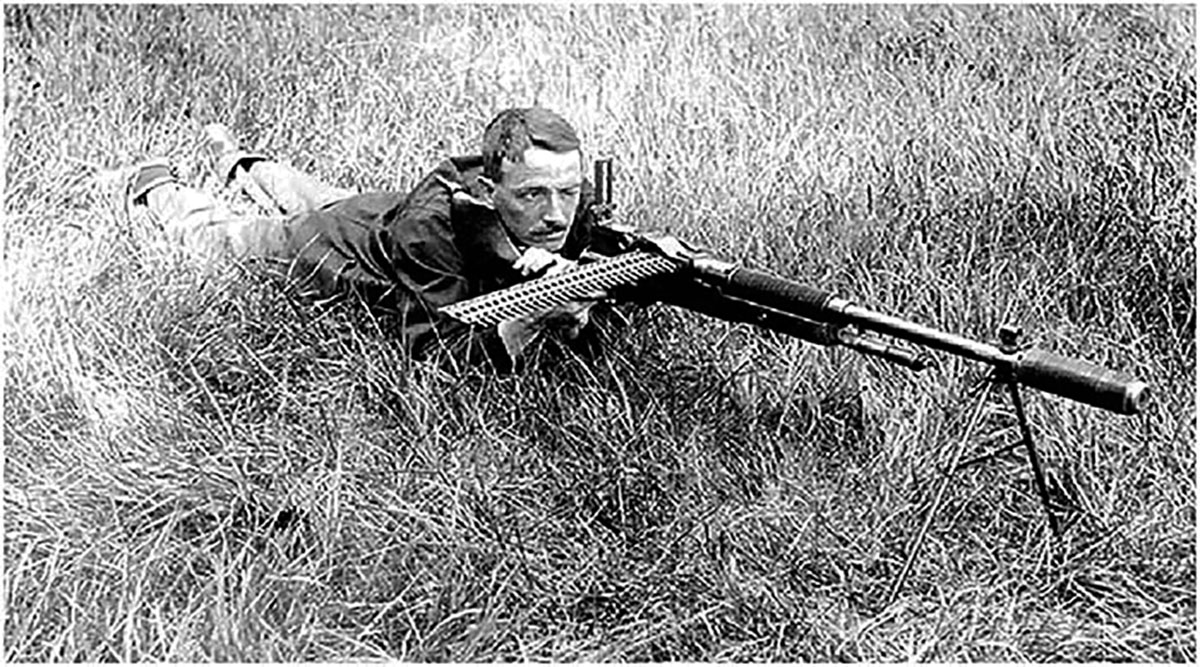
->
[441,251,680,326]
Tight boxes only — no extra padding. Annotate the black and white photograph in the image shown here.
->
[3,3,1194,661]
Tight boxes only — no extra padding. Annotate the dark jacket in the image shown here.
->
[283,155,596,368]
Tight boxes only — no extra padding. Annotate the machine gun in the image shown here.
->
[441,158,1151,602]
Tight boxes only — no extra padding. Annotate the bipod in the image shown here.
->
[885,325,1071,607]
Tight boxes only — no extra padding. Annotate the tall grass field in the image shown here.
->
[3,4,1195,661]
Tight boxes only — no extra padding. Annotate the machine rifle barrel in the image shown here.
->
[689,257,1149,415]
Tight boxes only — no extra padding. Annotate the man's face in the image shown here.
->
[483,147,583,252]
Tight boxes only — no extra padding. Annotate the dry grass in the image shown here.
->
[4,4,1195,661]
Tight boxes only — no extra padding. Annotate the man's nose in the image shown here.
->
[543,193,568,227]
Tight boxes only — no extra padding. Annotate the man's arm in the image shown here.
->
[284,157,603,371]
[385,185,601,369]
[493,249,604,360]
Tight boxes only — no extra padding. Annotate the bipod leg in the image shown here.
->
[885,378,992,607]
[995,325,1062,537]
[1006,379,1061,536]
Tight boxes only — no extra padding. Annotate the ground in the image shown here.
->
[3,4,1195,661]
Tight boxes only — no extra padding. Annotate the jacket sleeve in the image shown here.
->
[284,163,599,372]
[381,202,517,370]
[283,189,514,369]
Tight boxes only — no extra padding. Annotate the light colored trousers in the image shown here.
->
[146,160,353,260]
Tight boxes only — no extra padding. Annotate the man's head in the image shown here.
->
[478,108,583,252]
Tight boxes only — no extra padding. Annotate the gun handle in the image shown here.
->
[1013,349,1150,415]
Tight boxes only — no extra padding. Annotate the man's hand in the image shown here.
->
[497,247,606,361]
[496,299,595,359]
[512,247,573,278]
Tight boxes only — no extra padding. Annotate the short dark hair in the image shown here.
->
[481,107,581,181]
